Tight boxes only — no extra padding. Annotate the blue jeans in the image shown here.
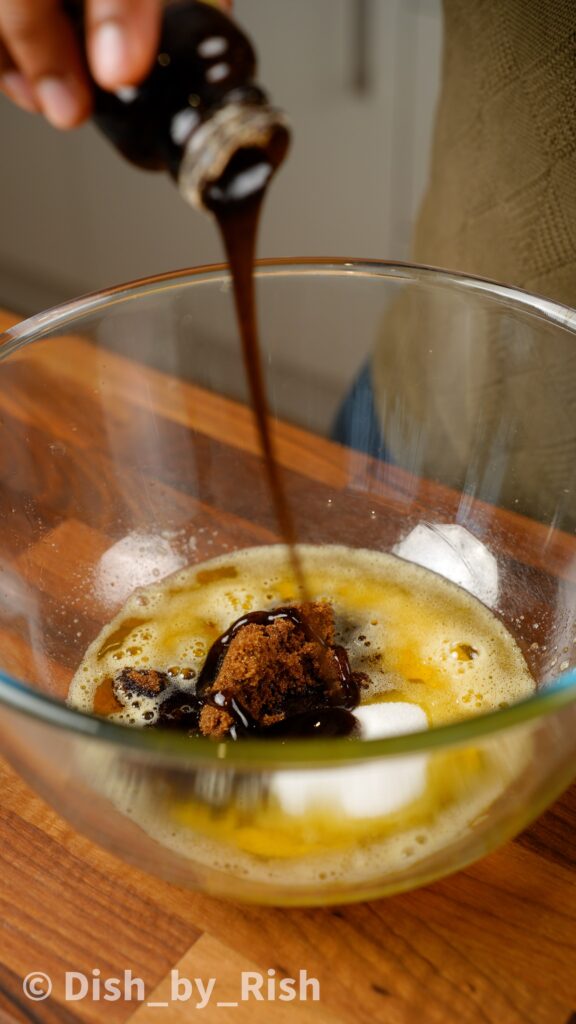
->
[332,363,392,462]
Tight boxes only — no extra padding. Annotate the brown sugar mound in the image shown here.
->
[199,703,235,739]
[113,667,169,703]
[199,602,352,738]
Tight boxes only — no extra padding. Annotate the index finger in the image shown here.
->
[0,0,91,127]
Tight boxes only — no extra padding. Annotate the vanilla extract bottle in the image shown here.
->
[65,0,290,211]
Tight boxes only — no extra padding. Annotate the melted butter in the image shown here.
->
[97,617,151,660]
[196,565,238,585]
[170,746,487,857]
[93,677,123,715]
[74,544,535,730]
[70,544,536,877]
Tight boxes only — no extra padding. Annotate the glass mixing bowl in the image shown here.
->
[0,259,575,907]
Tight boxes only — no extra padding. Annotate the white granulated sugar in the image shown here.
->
[273,702,429,820]
[272,754,428,820]
[354,701,428,740]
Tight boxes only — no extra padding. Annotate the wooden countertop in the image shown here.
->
[0,308,575,1024]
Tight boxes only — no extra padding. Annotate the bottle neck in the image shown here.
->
[178,101,290,211]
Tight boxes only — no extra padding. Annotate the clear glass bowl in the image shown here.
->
[1,259,575,907]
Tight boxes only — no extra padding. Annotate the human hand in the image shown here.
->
[0,0,231,130]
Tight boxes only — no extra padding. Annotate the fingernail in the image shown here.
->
[0,71,38,113]
[36,76,82,129]
[92,20,128,85]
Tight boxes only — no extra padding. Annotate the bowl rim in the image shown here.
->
[2,256,576,351]
[1,256,576,768]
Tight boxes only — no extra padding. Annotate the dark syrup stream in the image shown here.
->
[203,142,308,597]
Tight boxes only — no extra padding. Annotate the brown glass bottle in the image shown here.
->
[65,0,290,210]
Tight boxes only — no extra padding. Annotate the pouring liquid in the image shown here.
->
[202,139,308,596]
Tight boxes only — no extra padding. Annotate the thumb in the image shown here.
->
[86,0,162,89]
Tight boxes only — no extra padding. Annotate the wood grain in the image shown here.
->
[0,310,575,1024]
[0,755,573,1024]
